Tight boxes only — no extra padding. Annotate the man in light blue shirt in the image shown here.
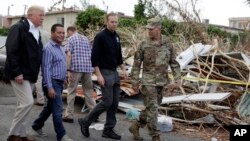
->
[32,24,73,141]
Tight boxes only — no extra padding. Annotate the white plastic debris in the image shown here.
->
[89,123,104,130]
[157,115,173,132]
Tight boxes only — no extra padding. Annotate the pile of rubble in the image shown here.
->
[71,41,250,130]
[165,42,249,126]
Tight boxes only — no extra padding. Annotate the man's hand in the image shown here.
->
[64,80,68,89]
[67,71,74,81]
[174,79,182,87]
[48,88,56,99]
[119,65,128,79]
[166,79,182,90]
[15,74,23,84]
[97,74,105,87]
[121,70,128,79]
[132,84,140,94]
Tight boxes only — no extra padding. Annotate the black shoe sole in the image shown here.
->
[102,134,121,140]
[62,118,74,123]
[34,103,44,106]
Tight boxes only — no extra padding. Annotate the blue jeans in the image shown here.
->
[32,79,65,141]
[83,69,120,130]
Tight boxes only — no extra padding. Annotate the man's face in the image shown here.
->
[147,26,161,39]
[51,26,65,44]
[67,30,74,38]
[106,15,118,32]
[29,10,45,27]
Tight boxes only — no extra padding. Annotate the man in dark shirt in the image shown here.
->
[78,12,127,140]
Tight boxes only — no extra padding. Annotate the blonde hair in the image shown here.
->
[27,5,44,16]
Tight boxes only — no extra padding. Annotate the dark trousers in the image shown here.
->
[32,79,66,141]
[84,69,120,130]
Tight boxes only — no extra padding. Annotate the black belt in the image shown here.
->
[53,79,64,83]
[101,68,116,71]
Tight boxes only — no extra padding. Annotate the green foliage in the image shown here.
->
[76,7,105,31]
[207,25,250,47]
[229,32,250,47]
[238,32,250,43]
[0,27,9,36]
[134,0,146,21]
[207,25,229,38]
[119,18,136,27]
[162,19,178,36]
[119,18,146,28]
[144,0,159,17]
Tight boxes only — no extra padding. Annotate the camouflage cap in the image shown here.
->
[145,16,162,29]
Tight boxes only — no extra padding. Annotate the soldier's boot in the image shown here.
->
[129,122,143,141]
[152,135,161,141]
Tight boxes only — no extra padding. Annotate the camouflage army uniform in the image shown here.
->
[131,35,181,137]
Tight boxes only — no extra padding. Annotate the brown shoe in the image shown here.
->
[129,122,143,141]
[152,135,161,141]
[62,117,74,123]
[7,135,22,141]
[21,137,35,141]
[34,102,44,106]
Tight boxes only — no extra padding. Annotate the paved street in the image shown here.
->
[0,83,204,141]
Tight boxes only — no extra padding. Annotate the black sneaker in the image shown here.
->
[102,129,121,140]
[93,117,100,123]
[78,118,90,137]
[62,117,74,123]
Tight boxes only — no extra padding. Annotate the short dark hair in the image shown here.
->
[67,26,76,32]
[51,24,64,32]
[105,12,117,23]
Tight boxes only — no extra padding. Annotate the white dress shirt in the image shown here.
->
[28,19,39,43]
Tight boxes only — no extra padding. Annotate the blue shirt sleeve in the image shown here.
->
[42,48,53,89]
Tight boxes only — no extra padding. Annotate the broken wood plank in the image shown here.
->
[207,104,231,110]
[161,92,231,104]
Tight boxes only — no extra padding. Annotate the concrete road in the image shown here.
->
[0,83,204,141]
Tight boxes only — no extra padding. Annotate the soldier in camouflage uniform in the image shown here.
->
[129,16,181,141]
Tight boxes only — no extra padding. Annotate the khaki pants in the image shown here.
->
[64,72,96,119]
[9,80,34,137]
[35,71,44,104]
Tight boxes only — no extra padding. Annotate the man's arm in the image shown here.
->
[131,42,143,89]
[42,48,56,99]
[66,50,74,81]
[94,66,105,87]
[65,38,72,71]
[169,44,182,87]
[91,35,101,67]
[42,48,53,89]
[91,34,104,86]
[5,24,22,79]
[119,64,128,79]
[66,51,72,71]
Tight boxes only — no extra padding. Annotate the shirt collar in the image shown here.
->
[27,19,36,29]
[104,28,117,36]
[50,39,61,48]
